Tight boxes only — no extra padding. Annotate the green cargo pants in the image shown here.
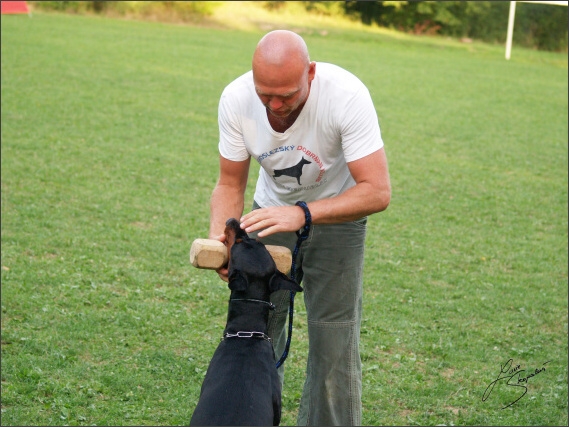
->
[251,203,367,426]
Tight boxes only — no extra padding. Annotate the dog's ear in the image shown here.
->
[269,271,303,293]
[228,270,248,291]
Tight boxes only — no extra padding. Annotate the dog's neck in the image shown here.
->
[224,290,272,335]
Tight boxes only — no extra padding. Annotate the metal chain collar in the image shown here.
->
[222,331,272,342]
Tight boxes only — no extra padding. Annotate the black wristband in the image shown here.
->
[295,201,312,238]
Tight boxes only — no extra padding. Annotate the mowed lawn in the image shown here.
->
[1,11,567,426]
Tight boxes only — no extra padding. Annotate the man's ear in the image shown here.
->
[269,271,303,293]
[228,270,248,291]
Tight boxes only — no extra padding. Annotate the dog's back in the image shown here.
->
[190,338,280,426]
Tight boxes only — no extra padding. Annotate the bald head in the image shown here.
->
[253,30,310,69]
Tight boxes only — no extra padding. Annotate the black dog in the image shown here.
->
[189,218,302,426]
[273,156,312,185]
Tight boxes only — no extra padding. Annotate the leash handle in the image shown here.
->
[275,201,311,369]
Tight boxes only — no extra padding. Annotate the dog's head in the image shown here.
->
[224,218,302,296]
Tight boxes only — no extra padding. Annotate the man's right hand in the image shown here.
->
[210,233,229,282]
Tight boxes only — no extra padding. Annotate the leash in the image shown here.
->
[275,201,311,369]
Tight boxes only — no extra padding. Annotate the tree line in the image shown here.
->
[342,1,567,52]
[30,1,568,52]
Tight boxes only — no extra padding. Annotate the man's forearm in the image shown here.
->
[240,180,389,238]
[239,149,391,238]
[308,148,390,224]
[307,181,390,225]
[209,184,245,239]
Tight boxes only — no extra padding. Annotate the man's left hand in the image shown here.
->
[240,205,306,238]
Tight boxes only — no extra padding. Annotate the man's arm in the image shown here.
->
[240,147,391,237]
[209,155,251,240]
[309,147,391,223]
[209,155,250,281]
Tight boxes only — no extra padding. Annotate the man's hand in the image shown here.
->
[240,205,306,238]
[210,233,229,282]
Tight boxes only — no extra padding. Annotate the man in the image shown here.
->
[208,30,391,426]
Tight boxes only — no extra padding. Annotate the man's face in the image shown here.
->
[254,61,316,118]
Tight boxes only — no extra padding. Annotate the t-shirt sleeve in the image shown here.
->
[218,91,251,161]
[340,86,384,163]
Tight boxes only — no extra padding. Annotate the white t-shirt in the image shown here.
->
[218,62,384,207]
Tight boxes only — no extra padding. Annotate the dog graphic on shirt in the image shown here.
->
[273,157,312,186]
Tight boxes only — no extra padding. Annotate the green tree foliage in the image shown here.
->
[30,1,568,51]
[343,1,568,51]
[30,1,221,21]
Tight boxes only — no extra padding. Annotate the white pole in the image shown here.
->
[505,1,517,60]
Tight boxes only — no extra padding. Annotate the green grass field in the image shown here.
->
[1,10,567,426]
